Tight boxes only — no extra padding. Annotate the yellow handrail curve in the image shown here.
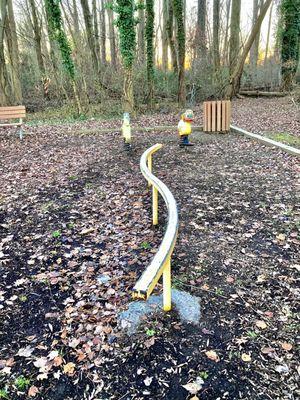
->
[132,144,179,311]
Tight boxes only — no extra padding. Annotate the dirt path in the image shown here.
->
[0,127,299,400]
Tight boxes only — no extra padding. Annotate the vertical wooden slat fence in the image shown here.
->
[203,100,231,133]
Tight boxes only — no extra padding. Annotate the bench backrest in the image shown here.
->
[0,106,26,121]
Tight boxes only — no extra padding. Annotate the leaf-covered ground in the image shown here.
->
[0,99,299,400]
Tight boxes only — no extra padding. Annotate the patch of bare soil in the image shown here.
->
[0,119,299,400]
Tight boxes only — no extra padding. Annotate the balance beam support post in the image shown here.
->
[147,154,152,187]
[152,186,158,225]
[163,257,171,311]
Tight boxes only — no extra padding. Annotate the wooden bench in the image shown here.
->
[0,105,26,139]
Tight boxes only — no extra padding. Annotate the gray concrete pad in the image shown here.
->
[118,289,201,335]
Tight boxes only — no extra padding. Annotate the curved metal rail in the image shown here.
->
[132,144,178,311]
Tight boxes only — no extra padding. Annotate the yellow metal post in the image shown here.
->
[147,154,152,187]
[163,257,172,311]
[152,186,158,225]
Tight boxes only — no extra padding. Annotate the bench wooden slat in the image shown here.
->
[0,110,26,115]
[0,115,25,120]
[0,105,26,120]
[0,106,25,112]
[0,109,26,116]
[0,122,22,127]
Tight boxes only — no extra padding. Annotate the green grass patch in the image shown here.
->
[14,376,30,391]
[140,241,151,250]
[145,328,156,337]
[265,132,300,148]
[52,230,61,239]
[0,388,9,399]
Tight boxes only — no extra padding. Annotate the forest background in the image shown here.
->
[0,0,299,118]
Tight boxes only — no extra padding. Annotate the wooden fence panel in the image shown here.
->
[203,100,230,133]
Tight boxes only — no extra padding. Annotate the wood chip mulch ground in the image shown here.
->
[0,101,299,400]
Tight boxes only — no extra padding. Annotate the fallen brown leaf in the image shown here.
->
[28,386,39,397]
[205,350,219,362]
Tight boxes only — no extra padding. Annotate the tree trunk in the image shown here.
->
[222,0,231,65]
[213,0,220,72]
[29,0,47,98]
[72,0,80,37]
[145,0,154,106]
[137,1,145,64]
[92,0,101,67]
[263,0,273,66]
[229,0,241,77]
[80,0,99,72]
[197,0,206,59]
[0,0,10,106]
[162,0,168,71]
[250,0,262,83]
[107,6,117,69]
[225,0,273,98]
[173,0,185,105]
[167,0,177,73]
[100,0,107,66]
[6,0,22,103]
[240,90,287,97]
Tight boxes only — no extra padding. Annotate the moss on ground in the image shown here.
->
[265,131,300,148]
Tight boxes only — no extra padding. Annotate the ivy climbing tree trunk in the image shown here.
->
[225,0,272,98]
[173,0,186,105]
[279,0,300,91]
[137,0,145,64]
[44,0,63,94]
[44,0,83,114]
[145,0,154,106]
[115,0,136,113]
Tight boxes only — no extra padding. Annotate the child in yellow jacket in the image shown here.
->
[178,109,194,147]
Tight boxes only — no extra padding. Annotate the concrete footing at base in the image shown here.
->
[118,289,201,335]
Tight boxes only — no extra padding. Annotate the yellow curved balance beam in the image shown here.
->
[132,144,179,311]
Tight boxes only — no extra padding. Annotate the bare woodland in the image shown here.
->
[0,0,299,114]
